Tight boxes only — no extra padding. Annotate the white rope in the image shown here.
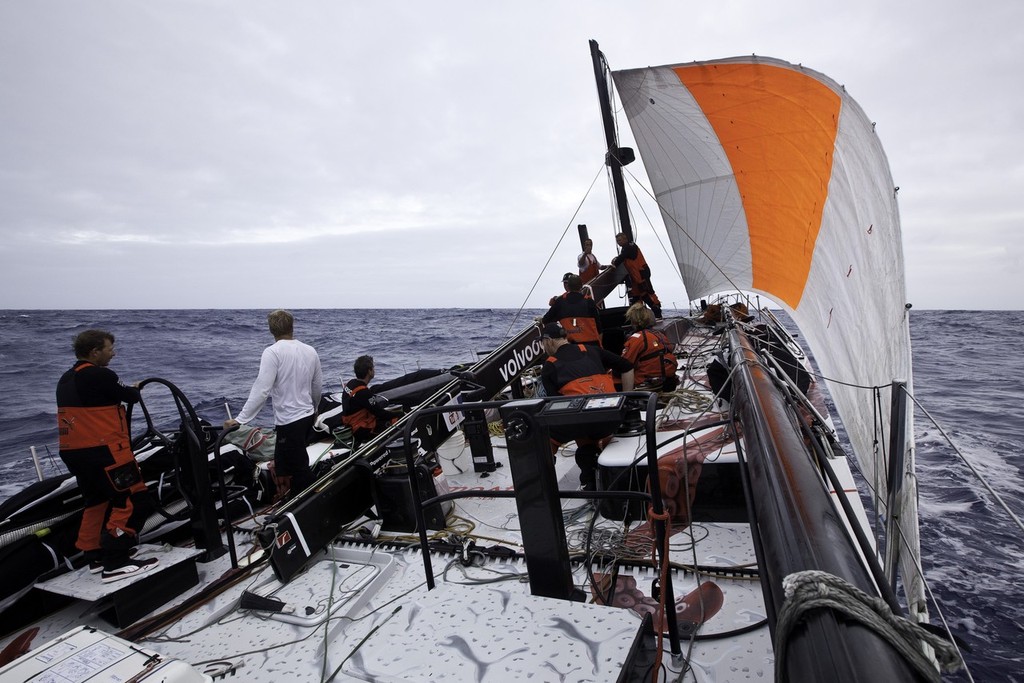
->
[774,570,962,682]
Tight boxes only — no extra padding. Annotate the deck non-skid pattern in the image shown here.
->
[8,429,777,680]
[35,543,200,601]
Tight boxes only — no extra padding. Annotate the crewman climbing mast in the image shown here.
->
[611,232,662,318]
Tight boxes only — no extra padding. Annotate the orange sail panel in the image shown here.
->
[673,63,841,307]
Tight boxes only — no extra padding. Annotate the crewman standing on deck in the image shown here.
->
[611,232,662,318]
[57,329,159,582]
[225,310,322,500]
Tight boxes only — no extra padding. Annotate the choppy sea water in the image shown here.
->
[1,308,1021,680]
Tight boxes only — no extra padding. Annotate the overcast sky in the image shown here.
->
[1,1,1021,311]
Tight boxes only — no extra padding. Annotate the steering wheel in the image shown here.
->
[126,377,209,522]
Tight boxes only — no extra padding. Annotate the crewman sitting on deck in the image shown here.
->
[543,273,603,347]
[539,322,634,491]
[342,355,398,448]
[621,303,679,392]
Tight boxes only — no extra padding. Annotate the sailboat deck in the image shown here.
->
[9,426,789,681]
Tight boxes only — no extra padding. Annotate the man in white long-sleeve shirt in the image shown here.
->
[224,310,322,499]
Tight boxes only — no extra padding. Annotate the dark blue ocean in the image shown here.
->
[1,309,1021,680]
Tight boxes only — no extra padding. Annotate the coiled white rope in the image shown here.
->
[774,570,962,682]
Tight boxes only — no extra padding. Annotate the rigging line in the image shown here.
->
[767,351,895,393]
[602,172,631,306]
[601,141,682,308]
[904,388,1024,537]
[620,163,748,299]
[605,172,624,247]
[318,542,344,682]
[744,312,895,393]
[597,49,628,133]
[866,474,947,584]
[42,444,64,476]
[503,163,606,338]
[884,506,976,683]
[868,387,887,533]
[624,171,687,292]
[820,373,887,391]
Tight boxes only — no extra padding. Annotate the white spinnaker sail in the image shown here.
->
[613,57,925,620]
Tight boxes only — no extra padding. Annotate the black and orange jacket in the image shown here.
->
[542,343,633,396]
[542,291,602,345]
[341,379,390,432]
[56,361,140,451]
[622,329,678,385]
[615,242,652,292]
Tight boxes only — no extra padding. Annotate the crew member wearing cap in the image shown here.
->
[542,273,603,347]
[539,322,634,490]
[547,271,594,306]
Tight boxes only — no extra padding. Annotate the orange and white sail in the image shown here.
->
[613,57,924,620]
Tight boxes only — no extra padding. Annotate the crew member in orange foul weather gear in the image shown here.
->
[539,323,634,490]
[543,273,603,346]
[621,303,679,392]
[611,232,662,318]
[56,329,158,582]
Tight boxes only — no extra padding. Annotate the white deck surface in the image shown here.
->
[35,543,201,601]
[5,431,780,681]
[342,582,641,682]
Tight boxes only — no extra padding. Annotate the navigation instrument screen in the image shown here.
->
[584,396,624,410]
[546,398,582,411]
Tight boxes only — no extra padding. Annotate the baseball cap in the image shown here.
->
[541,322,567,339]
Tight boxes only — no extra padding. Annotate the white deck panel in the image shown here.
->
[341,582,641,682]
[34,543,201,601]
